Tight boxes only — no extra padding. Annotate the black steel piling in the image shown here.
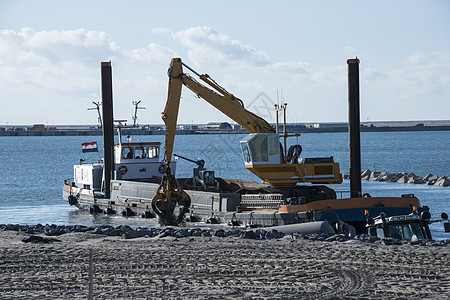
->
[347,58,362,198]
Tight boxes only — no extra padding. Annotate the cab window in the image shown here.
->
[135,147,146,159]
[122,147,134,159]
[148,146,159,158]
[248,134,268,162]
[240,142,251,163]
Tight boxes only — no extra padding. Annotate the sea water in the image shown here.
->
[0,131,449,239]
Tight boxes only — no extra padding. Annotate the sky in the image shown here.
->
[0,0,449,126]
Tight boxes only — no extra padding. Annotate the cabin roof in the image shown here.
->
[115,142,161,147]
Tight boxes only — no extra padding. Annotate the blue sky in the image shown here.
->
[1,0,449,125]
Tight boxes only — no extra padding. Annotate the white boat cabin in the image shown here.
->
[73,141,175,191]
[114,142,176,180]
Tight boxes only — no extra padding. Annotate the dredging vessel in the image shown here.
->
[63,59,430,234]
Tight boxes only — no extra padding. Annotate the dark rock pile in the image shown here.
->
[344,169,450,187]
[1,223,449,246]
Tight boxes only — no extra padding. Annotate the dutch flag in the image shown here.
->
[81,142,98,153]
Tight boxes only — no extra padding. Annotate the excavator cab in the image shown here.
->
[240,133,281,165]
[240,132,342,187]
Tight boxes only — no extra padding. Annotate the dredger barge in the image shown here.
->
[63,58,430,234]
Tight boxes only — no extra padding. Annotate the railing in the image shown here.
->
[335,190,353,199]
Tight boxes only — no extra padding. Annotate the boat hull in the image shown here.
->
[63,178,428,233]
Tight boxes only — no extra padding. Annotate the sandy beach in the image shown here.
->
[0,229,449,299]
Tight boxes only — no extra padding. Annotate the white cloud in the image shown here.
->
[173,26,271,67]
[264,61,309,76]
[310,65,347,86]
[172,26,309,78]
[127,43,177,65]
[393,52,450,100]
[151,27,171,35]
[344,46,357,53]
[405,52,426,65]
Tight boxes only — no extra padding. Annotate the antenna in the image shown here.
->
[87,101,102,128]
[132,100,145,127]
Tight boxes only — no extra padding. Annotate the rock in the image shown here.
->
[121,230,142,239]
[407,177,423,184]
[335,234,349,242]
[435,176,450,187]
[422,174,434,181]
[201,230,212,237]
[368,236,380,243]
[156,228,172,238]
[369,171,381,181]
[430,241,448,247]
[212,229,226,238]
[265,229,284,239]
[361,169,371,179]
[22,235,61,243]
[386,173,402,182]
[376,171,390,181]
[325,234,338,242]
[175,228,191,238]
[428,175,439,181]
[240,230,257,239]
[397,176,409,183]
[406,172,417,178]
[188,228,202,236]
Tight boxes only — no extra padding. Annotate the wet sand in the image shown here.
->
[1,230,449,299]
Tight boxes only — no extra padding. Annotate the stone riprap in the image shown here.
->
[344,170,450,187]
[1,223,449,246]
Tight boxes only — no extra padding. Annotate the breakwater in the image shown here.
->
[344,170,450,187]
[2,223,449,246]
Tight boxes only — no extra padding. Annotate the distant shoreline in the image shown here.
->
[1,125,450,136]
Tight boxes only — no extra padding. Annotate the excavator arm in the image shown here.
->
[153,58,276,225]
[162,58,275,165]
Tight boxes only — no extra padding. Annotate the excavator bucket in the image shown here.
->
[151,168,191,226]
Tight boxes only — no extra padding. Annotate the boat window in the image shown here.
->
[268,135,279,155]
[122,147,134,159]
[248,134,268,162]
[240,142,251,163]
[147,146,159,158]
[135,147,146,159]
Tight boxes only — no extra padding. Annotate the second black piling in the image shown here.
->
[347,58,362,198]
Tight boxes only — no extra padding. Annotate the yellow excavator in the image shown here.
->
[151,58,342,225]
